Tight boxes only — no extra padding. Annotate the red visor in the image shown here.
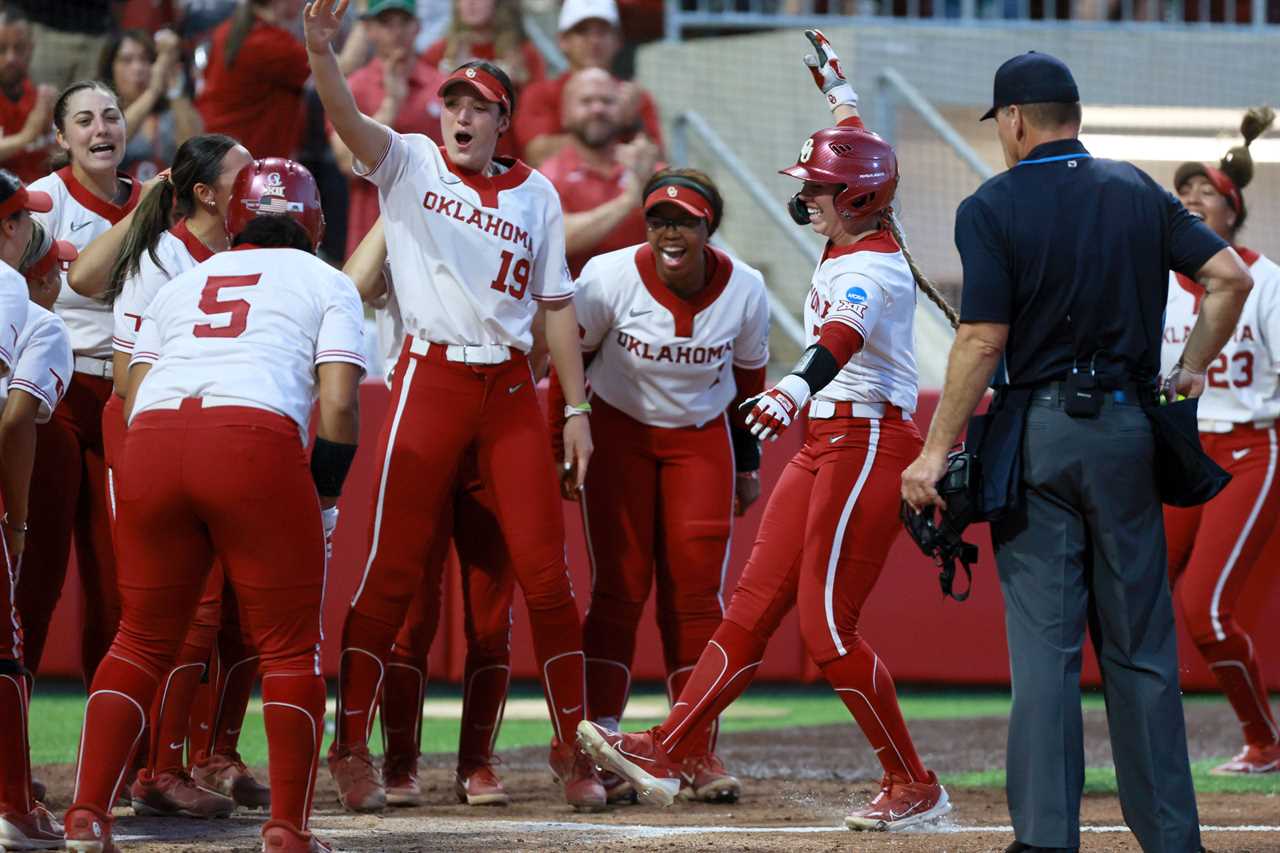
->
[0,186,53,220]
[27,238,77,279]
[437,67,511,114]
[1202,165,1243,214]
[644,184,714,221]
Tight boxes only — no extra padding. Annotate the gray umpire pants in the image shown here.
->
[991,394,1201,852]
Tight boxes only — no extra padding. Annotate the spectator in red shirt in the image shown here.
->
[539,67,658,277]
[0,5,54,183]
[330,0,445,257]
[513,0,662,166]
[196,0,309,159]
[421,0,546,92]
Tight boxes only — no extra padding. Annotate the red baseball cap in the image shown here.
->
[438,66,511,114]
[22,220,76,279]
[0,186,52,220]
[644,183,714,220]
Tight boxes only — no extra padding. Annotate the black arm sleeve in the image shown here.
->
[311,437,358,498]
[790,343,842,396]
[730,421,761,472]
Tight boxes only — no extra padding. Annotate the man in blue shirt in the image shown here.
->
[902,52,1253,853]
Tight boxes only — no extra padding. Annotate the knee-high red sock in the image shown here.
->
[335,611,395,749]
[819,638,928,783]
[458,662,509,768]
[73,654,158,810]
[657,621,766,760]
[1202,634,1280,747]
[261,672,326,830]
[147,653,207,773]
[210,645,259,757]
[585,657,630,729]
[0,670,32,813]
[187,677,213,762]
[525,599,586,745]
[380,652,426,769]
[665,666,716,758]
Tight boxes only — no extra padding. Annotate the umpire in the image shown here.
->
[901,53,1253,853]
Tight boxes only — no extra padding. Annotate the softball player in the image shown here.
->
[64,159,364,853]
[306,0,604,810]
[0,179,73,853]
[579,31,954,830]
[562,167,769,803]
[1162,107,1280,775]
[16,81,140,685]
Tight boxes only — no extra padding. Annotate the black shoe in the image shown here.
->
[1005,844,1079,853]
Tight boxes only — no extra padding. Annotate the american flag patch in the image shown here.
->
[249,197,304,214]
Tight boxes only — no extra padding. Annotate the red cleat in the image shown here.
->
[845,772,952,831]
[260,819,333,852]
[383,752,423,808]
[192,750,271,810]
[63,805,116,853]
[1211,742,1280,775]
[574,720,681,807]
[601,771,637,805]
[326,743,386,813]
[549,738,606,811]
[130,769,235,818]
[0,803,62,849]
[455,762,509,806]
[679,752,741,803]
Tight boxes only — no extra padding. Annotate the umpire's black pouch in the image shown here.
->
[1142,395,1232,507]
[964,385,1032,522]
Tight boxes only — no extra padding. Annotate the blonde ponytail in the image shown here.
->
[887,211,959,329]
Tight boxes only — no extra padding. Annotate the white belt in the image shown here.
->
[145,395,284,416]
[74,355,113,379]
[1198,418,1275,434]
[808,399,911,420]
[409,336,511,365]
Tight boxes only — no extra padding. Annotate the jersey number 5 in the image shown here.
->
[193,274,259,339]
[490,250,530,300]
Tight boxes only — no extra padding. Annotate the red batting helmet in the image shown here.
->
[226,158,325,249]
[780,126,899,220]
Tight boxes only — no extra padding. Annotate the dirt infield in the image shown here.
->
[33,701,1280,851]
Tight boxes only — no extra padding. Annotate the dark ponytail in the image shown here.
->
[105,133,240,305]
[49,80,118,172]
[225,0,268,69]
[1218,105,1275,235]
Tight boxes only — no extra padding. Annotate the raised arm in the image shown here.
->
[802,30,861,129]
[304,0,391,171]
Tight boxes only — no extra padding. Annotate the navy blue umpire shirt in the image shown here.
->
[955,138,1227,387]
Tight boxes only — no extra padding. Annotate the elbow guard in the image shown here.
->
[310,437,358,498]
[790,343,842,396]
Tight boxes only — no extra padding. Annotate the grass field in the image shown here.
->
[27,680,1280,797]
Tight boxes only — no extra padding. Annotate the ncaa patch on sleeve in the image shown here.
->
[844,286,868,304]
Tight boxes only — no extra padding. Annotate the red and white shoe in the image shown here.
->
[0,803,62,849]
[845,772,952,831]
[261,819,333,852]
[455,762,510,806]
[192,750,271,810]
[1211,742,1280,775]
[130,769,236,818]
[679,752,741,803]
[575,721,681,807]
[601,771,637,805]
[549,738,606,812]
[383,753,423,808]
[63,805,116,853]
[326,743,386,813]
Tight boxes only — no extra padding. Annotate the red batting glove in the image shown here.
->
[803,29,858,113]
[740,374,811,441]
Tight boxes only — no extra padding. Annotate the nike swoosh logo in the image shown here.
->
[629,308,652,317]
[829,433,846,444]
[69,221,93,232]
[1233,448,1250,460]
[508,382,525,394]
[343,708,363,716]
[169,741,184,750]
[889,801,924,820]
[559,704,582,714]
[226,727,242,735]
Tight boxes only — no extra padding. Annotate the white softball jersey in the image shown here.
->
[30,168,140,358]
[576,244,770,429]
[130,247,367,438]
[0,264,27,374]
[112,219,215,355]
[355,129,573,354]
[0,302,72,422]
[802,230,919,413]
[1161,250,1280,424]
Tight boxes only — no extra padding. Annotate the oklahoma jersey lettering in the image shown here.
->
[803,231,918,412]
[0,302,70,422]
[1161,249,1280,423]
[576,245,769,429]
[130,247,366,438]
[356,129,572,353]
[113,219,215,355]
[30,167,140,357]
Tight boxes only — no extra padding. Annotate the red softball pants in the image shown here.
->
[15,373,118,684]
[0,529,35,816]
[1165,424,1280,748]
[72,401,327,831]
[338,339,584,750]
[580,398,732,752]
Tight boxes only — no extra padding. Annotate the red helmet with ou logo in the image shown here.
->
[779,126,899,221]
[226,157,325,249]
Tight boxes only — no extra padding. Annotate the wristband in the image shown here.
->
[310,437,358,498]
[564,402,592,419]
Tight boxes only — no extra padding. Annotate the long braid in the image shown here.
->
[887,211,959,329]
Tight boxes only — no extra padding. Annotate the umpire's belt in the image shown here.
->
[409,336,514,365]
[1030,380,1146,407]
[74,355,113,379]
[1198,418,1276,433]
[809,399,911,420]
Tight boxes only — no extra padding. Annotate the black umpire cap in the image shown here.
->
[981,52,1079,121]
